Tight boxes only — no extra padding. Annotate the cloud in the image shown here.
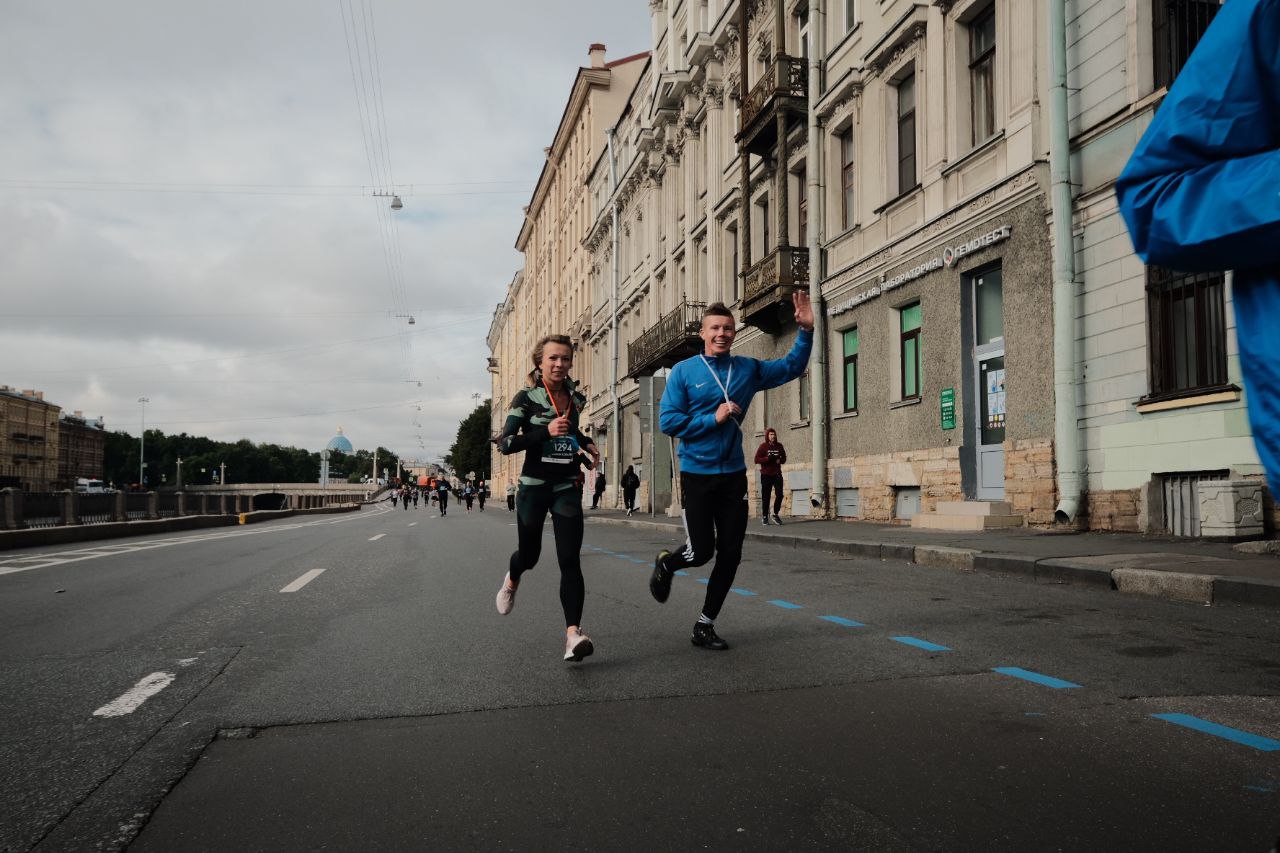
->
[0,0,650,460]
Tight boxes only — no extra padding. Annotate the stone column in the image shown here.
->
[177,492,187,516]
[0,489,17,530]
[113,491,127,522]
[62,491,76,526]
[148,491,158,519]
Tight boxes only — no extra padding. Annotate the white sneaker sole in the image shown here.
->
[564,636,594,662]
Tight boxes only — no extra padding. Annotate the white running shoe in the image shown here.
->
[495,574,517,615]
[564,628,594,662]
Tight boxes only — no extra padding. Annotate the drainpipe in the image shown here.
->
[807,0,827,515]
[606,128,622,506]
[1050,0,1082,522]
[738,0,751,294]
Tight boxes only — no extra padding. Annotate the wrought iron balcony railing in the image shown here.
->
[743,245,809,306]
[627,300,707,378]
[739,55,807,137]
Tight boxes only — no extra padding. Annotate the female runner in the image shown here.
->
[495,335,600,662]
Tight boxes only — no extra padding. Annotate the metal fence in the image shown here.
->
[22,493,63,528]
[78,493,116,525]
[127,492,150,520]
[157,492,179,517]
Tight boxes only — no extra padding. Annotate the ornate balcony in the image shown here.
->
[736,55,807,157]
[627,300,706,378]
[741,245,809,333]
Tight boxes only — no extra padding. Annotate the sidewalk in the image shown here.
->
[585,508,1280,610]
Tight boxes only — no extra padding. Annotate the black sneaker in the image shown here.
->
[761,516,769,525]
[650,550,673,603]
[691,622,729,651]
[772,514,783,525]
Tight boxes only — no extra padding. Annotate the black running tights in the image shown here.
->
[660,470,748,621]
[509,483,585,627]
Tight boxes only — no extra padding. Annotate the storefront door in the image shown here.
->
[973,268,1005,500]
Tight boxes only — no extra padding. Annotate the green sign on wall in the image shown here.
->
[940,387,956,431]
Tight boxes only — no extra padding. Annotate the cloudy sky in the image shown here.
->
[0,0,649,466]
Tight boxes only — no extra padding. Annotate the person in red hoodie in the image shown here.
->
[754,428,786,525]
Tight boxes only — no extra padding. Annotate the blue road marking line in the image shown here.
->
[767,599,803,609]
[1244,785,1276,793]
[1152,714,1280,752]
[992,667,1081,689]
[629,557,648,564]
[674,570,689,576]
[731,588,758,596]
[891,636,952,652]
[820,615,864,627]
[696,578,710,585]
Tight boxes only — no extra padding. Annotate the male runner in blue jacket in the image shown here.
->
[649,293,814,650]
[1115,0,1280,501]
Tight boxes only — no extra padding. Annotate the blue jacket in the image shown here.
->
[659,330,813,475]
[1115,0,1280,497]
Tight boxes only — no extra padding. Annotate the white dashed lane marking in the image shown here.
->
[280,569,325,593]
[93,671,175,718]
[368,534,386,541]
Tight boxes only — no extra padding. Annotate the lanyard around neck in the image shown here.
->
[700,356,732,404]
[542,377,572,419]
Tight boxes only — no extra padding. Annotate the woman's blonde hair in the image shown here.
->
[526,334,574,385]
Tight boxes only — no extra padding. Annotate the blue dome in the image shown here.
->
[326,427,354,453]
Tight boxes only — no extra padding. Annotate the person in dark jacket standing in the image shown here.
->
[495,334,601,662]
[621,465,640,516]
[1115,0,1280,501]
[591,470,607,509]
[648,296,813,651]
[754,428,786,525]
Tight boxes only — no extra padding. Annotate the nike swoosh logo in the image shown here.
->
[694,382,708,388]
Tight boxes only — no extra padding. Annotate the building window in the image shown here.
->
[727,223,739,302]
[845,0,858,32]
[798,372,810,421]
[842,327,858,412]
[1145,267,1228,398]
[969,6,996,147]
[796,7,810,59]
[899,302,922,400]
[896,71,917,194]
[796,166,807,246]
[1153,0,1222,91]
[840,128,855,229]
[757,196,771,255]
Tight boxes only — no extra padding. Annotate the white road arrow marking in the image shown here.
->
[93,671,175,718]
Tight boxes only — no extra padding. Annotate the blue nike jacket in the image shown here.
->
[659,330,813,475]
[1115,0,1280,498]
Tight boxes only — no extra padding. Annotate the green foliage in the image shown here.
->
[445,399,492,480]
[102,430,399,488]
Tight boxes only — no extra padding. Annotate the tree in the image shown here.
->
[446,399,492,480]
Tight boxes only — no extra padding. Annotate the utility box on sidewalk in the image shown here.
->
[1197,479,1265,539]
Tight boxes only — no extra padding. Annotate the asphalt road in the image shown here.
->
[1,501,1278,852]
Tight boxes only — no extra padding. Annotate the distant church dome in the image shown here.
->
[326,426,354,453]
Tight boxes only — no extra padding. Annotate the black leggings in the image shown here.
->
[623,488,637,510]
[760,474,784,515]
[509,482,585,626]
[660,470,748,621]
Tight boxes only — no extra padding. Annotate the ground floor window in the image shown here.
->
[842,327,858,412]
[1145,266,1228,399]
[899,302,922,400]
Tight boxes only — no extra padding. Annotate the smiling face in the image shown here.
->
[700,312,737,357]
[539,341,574,386]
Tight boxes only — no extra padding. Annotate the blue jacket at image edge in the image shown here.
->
[1114,0,1280,497]
[659,330,813,475]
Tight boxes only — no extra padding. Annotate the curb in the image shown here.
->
[586,515,1278,610]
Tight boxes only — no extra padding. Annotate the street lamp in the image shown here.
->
[137,397,149,489]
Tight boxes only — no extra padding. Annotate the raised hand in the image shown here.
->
[792,290,814,331]
[548,416,571,437]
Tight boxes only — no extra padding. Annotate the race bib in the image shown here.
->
[541,434,579,464]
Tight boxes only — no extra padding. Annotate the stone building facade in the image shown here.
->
[1064,0,1262,534]
[57,411,106,488]
[0,386,62,492]
[491,0,1267,535]
[490,45,647,496]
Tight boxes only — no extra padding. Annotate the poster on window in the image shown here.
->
[985,368,1006,431]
